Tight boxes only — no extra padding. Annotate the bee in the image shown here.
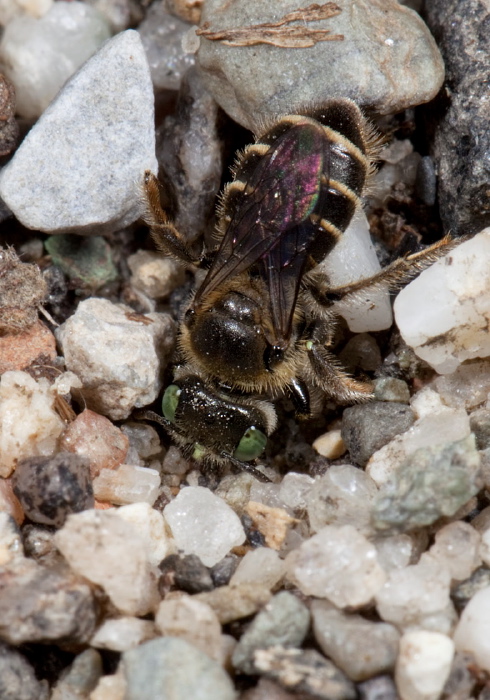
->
[140,98,452,481]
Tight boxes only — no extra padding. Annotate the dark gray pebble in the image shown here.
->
[470,408,490,451]
[12,452,93,527]
[452,567,490,612]
[341,402,415,466]
[158,553,214,594]
[0,643,49,700]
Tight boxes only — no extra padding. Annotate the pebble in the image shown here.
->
[0,513,22,566]
[93,464,161,506]
[425,0,490,236]
[164,486,246,567]
[195,582,272,624]
[0,558,97,644]
[454,586,490,673]
[232,591,310,674]
[0,479,24,526]
[470,408,490,451]
[428,522,481,583]
[54,509,159,616]
[121,422,162,463]
[122,637,236,700]
[12,452,93,527]
[128,251,185,300]
[366,405,471,487]
[87,0,140,33]
[196,0,443,129]
[89,668,127,700]
[287,524,386,608]
[159,553,214,594]
[60,409,129,479]
[341,402,415,467]
[156,66,222,242]
[278,472,315,514]
[245,501,297,550]
[91,617,155,652]
[394,229,490,373]
[358,676,399,700]
[0,321,56,374]
[372,435,482,532]
[373,377,411,404]
[312,601,400,682]
[374,534,413,573]
[338,334,382,374]
[0,1,111,119]
[433,361,490,412]
[478,529,490,569]
[240,678,300,700]
[0,30,158,235]
[56,298,175,420]
[155,596,223,662]
[253,647,356,700]
[375,555,453,633]
[312,430,346,459]
[452,568,490,612]
[306,464,378,534]
[115,502,172,566]
[161,445,191,476]
[0,247,47,335]
[319,210,392,333]
[44,235,118,291]
[51,649,102,700]
[138,1,195,91]
[395,630,454,700]
[0,643,49,700]
[230,547,286,590]
[0,371,65,478]
[440,652,477,700]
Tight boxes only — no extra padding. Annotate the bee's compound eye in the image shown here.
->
[162,384,181,422]
[233,426,267,462]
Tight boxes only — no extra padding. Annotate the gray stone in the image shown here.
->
[156,66,223,243]
[338,334,382,373]
[341,402,415,467]
[452,567,490,612]
[196,0,444,130]
[425,0,490,236]
[158,553,214,595]
[138,1,195,91]
[0,560,97,645]
[56,298,175,420]
[51,649,102,700]
[0,643,49,700]
[123,637,236,700]
[358,675,399,700]
[12,453,93,527]
[470,408,490,451]
[253,647,356,700]
[0,30,157,235]
[373,377,410,404]
[441,652,477,700]
[232,591,310,675]
[311,601,400,682]
[373,434,482,532]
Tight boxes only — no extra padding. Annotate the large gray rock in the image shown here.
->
[425,0,490,236]
[196,0,444,130]
[0,30,157,235]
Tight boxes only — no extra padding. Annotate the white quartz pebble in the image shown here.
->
[114,503,173,566]
[320,209,393,332]
[230,547,286,590]
[453,586,490,672]
[155,596,222,662]
[164,486,246,567]
[54,510,159,616]
[0,30,158,235]
[91,617,155,652]
[286,524,386,608]
[428,521,481,582]
[0,1,110,119]
[278,472,315,513]
[395,630,454,700]
[395,228,490,373]
[93,465,161,507]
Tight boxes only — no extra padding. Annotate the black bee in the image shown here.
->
[141,98,452,480]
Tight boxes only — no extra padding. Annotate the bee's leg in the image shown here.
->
[308,234,459,306]
[285,377,312,418]
[142,171,204,267]
[221,452,272,483]
[305,320,373,403]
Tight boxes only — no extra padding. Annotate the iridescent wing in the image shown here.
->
[193,122,329,345]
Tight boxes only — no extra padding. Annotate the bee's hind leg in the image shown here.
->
[142,171,203,267]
